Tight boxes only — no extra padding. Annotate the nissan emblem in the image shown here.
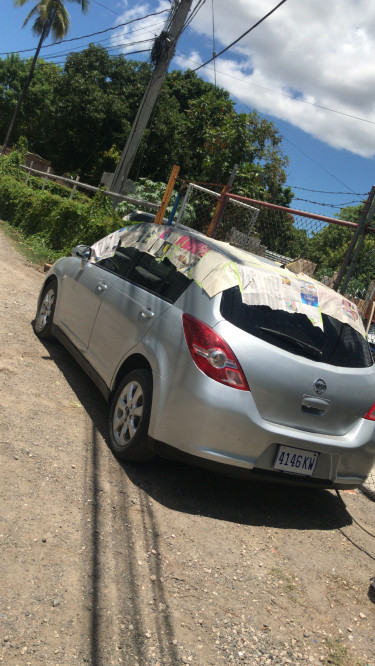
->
[313,378,327,394]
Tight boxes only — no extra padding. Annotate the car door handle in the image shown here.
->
[140,307,154,318]
[96,282,108,293]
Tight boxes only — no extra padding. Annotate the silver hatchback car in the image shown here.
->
[34,222,375,489]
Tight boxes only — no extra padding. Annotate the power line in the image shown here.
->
[181,0,206,32]
[192,0,287,72]
[176,49,357,195]
[211,0,216,88]
[50,48,152,67]
[37,20,164,59]
[0,9,169,56]
[283,135,356,194]
[177,50,375,129]
[91,0,123,17]
[40,37,154,61]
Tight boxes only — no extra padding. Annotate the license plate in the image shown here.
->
[273,445,319,476]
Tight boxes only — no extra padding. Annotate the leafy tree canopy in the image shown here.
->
[0,44,291,208]
[306,202,375,296]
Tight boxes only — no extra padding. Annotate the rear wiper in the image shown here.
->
[259,326,323,358]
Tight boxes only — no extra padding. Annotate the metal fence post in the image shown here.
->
[206,164,238,238]
[332,186,375,292]
[26,160,33,186]
[339,188,375,294]
[70,175,80,200]
[42,166,51,190]
[167,191,181,225]
[176,183,193,225]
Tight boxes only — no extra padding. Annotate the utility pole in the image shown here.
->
[110,0,194,197]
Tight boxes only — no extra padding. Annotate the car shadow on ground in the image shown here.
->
[40,337,352,532]
[368,584,375,604]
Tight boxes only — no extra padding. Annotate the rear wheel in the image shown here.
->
[108,369,154,462]
[33,279,57,340]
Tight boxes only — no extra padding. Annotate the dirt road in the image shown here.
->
[1,223,375,666]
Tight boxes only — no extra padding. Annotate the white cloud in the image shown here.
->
[183,0,375,158]
[113,0,375,158]
[110,1,170,55]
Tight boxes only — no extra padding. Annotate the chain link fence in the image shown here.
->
[176,183,374,277]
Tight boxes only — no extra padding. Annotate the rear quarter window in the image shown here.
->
[221,286,373,368]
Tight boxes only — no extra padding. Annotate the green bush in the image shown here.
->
[0,155,122,260]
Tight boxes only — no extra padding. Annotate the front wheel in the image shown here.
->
[108,369,155,462]
[33,279,57,340]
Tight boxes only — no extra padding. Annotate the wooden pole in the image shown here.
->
[154,165,180,225]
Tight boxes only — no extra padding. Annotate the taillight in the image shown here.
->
[364,404,375,420]
[182,313,249,391]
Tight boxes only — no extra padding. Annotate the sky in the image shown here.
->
[1,0,375,218]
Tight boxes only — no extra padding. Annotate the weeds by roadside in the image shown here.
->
[325,637,368,666]
[0,219,61,267]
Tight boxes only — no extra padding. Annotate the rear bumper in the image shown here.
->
[153,442,367,489]
[149,362,375,489]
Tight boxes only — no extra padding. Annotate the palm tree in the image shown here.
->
[1,0,89,155]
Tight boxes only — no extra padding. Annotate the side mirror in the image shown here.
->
[72,245,92,261]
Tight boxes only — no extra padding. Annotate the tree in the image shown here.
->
[305,202,375,296]
[46,46,151,179]
[0,55,62,149]
[1,0,89,155]
[0,46,293,211]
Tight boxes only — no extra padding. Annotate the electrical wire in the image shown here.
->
[0,8,169,56]
[211,0,216,88]
[177,49,375,129]
[50,48,151,66]
[175,49,356,198]
[283,136,357,194]
[36,21,165,60]
[40,37,154,61]
[91,0,123,17]
[192,0,287,73]
[181,0,207,33]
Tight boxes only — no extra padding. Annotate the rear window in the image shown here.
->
[221,286,373,368]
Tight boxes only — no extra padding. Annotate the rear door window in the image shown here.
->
[221,286,373,368]
[97,246,140,277]
[127,253,192,302]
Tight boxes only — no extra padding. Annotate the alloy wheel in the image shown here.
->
[112,380,144,447]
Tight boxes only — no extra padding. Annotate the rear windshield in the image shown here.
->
[221,286,373,368]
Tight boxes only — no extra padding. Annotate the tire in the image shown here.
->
[33,279,57,340]
[108,369,155,462]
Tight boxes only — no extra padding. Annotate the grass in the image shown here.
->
[325,638,368,666]
[270,566,299,595]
